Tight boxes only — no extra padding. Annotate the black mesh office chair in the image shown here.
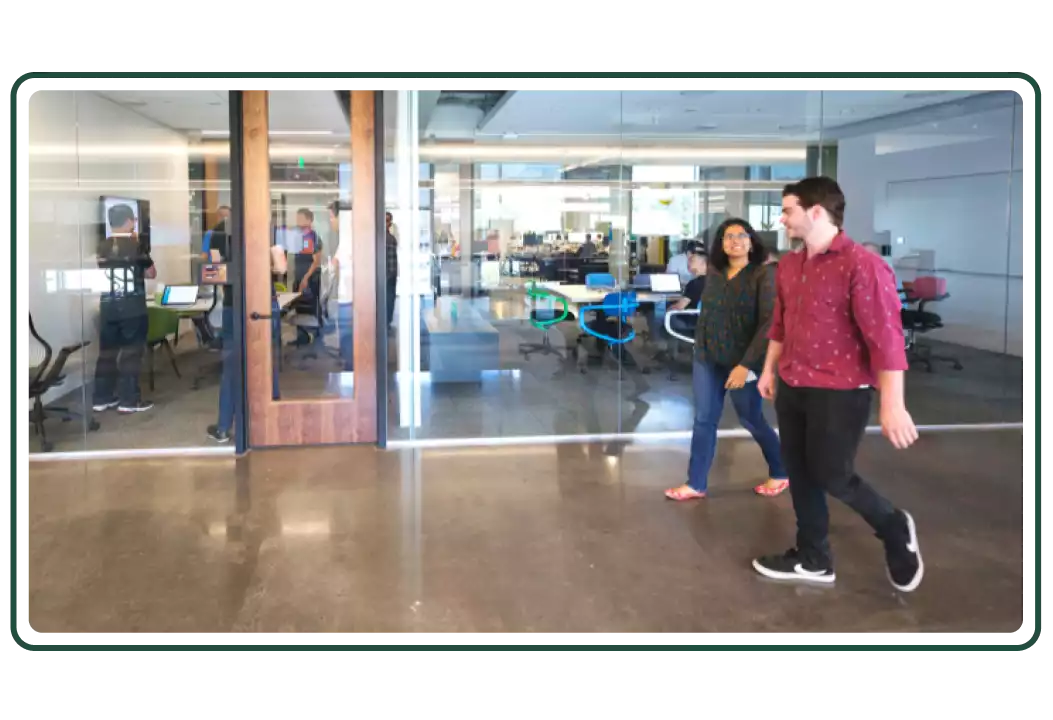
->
[28,314,99,452]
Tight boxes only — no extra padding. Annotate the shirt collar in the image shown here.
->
[827,231,850,254]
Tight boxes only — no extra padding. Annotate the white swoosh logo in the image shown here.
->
[793,564,826,576]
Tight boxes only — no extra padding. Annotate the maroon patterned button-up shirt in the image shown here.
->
[769,232,908,390]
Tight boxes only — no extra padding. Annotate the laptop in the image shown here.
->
[631,274,652,289]
[648,273,682,293]
[160,284,200,307]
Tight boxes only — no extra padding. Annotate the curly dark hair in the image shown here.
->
[708,217,767,272]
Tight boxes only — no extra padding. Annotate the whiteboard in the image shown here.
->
[883,172,1014,276]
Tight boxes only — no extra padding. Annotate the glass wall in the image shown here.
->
[386,89,1025,443]
[28,90,234,453]
[264,90,355,400]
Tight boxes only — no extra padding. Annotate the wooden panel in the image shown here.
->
[241,90,378,448]
[350,91,378,427]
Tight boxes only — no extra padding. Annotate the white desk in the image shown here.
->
[540,283,682,307]
[277,292,300,309]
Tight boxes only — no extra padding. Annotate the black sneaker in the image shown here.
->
[882,510,924,592]
[752,548,836,584]
[92,399,119,412]
[117,400,154,414]
[206,425,231,443]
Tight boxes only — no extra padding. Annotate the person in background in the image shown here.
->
[670,251,708,312]
[330,201,355,371]
[207,221,284,443]
[291,208,323,346]
[201,205,231,259]
[577,233,597,259]
[753,177,921,591]
[666,240,702,285]
[92,203,156,414]
[386,212,399,330]
[664,218,787,501]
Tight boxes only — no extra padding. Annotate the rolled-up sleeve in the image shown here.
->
[852,256,908,374]
[768,261,786,343]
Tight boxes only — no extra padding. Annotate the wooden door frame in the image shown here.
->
[233,90,382,448]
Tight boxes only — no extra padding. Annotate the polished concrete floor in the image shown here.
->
[28,430,1023,633]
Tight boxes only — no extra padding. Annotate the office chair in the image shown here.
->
[902,275,963,372]
[286,266,342,368]
[576,290,651,374]
[519,283,575,360]
[146,306,182,391]
[663,308,701,381]
[28,314,98,452]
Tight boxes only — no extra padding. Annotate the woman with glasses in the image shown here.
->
[664,218,789,500]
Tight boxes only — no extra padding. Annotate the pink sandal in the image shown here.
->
[754,479,790,497]
[665,486,707,501]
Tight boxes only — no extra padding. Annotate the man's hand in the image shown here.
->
[758,369,777,400]
[881,403,918,449]
[725,365,751,390]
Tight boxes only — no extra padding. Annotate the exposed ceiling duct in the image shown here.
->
[423,91,510,139]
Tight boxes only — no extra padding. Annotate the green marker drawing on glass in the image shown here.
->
[526,282,568,328]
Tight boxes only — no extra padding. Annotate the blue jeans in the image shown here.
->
[338,302,354,371]
[687,359,787,492]
[217,301,280,433]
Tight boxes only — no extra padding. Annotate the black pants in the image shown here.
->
[775,380,898,568]
[93,309,148,406]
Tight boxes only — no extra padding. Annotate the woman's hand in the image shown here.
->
[725,365,751,390]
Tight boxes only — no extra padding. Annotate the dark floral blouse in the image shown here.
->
[693,263,776,372]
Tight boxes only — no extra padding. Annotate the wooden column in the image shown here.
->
[240,91,277,445]
[350,91,378,420]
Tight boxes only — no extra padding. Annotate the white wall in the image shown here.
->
[28,91,193,401]
[837,101,1024,355]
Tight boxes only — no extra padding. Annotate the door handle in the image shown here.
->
[250,311,272,320]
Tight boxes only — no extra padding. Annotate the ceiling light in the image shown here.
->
[200,130,334,137]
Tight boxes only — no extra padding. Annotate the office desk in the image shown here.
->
[422,298,500,382]
[540,283,682,307]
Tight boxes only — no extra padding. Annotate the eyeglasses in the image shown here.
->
[723,232,750,242]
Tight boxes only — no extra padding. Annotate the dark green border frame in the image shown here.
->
[10,71,1044,652]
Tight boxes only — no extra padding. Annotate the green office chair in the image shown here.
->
[146,306,182,391]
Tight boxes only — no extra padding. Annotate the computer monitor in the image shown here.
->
[649,273,682,293]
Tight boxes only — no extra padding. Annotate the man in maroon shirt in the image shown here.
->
[753,176,923,592]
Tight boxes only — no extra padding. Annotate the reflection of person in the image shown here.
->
[92,203,155,414]
[291,208,323,346]
[330,201,354,371]
[385,212,398,329]
[664,219,787,501]
[754,177,922,591]
[208,222,285,443]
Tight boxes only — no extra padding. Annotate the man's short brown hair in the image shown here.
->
[783,176,846,228]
